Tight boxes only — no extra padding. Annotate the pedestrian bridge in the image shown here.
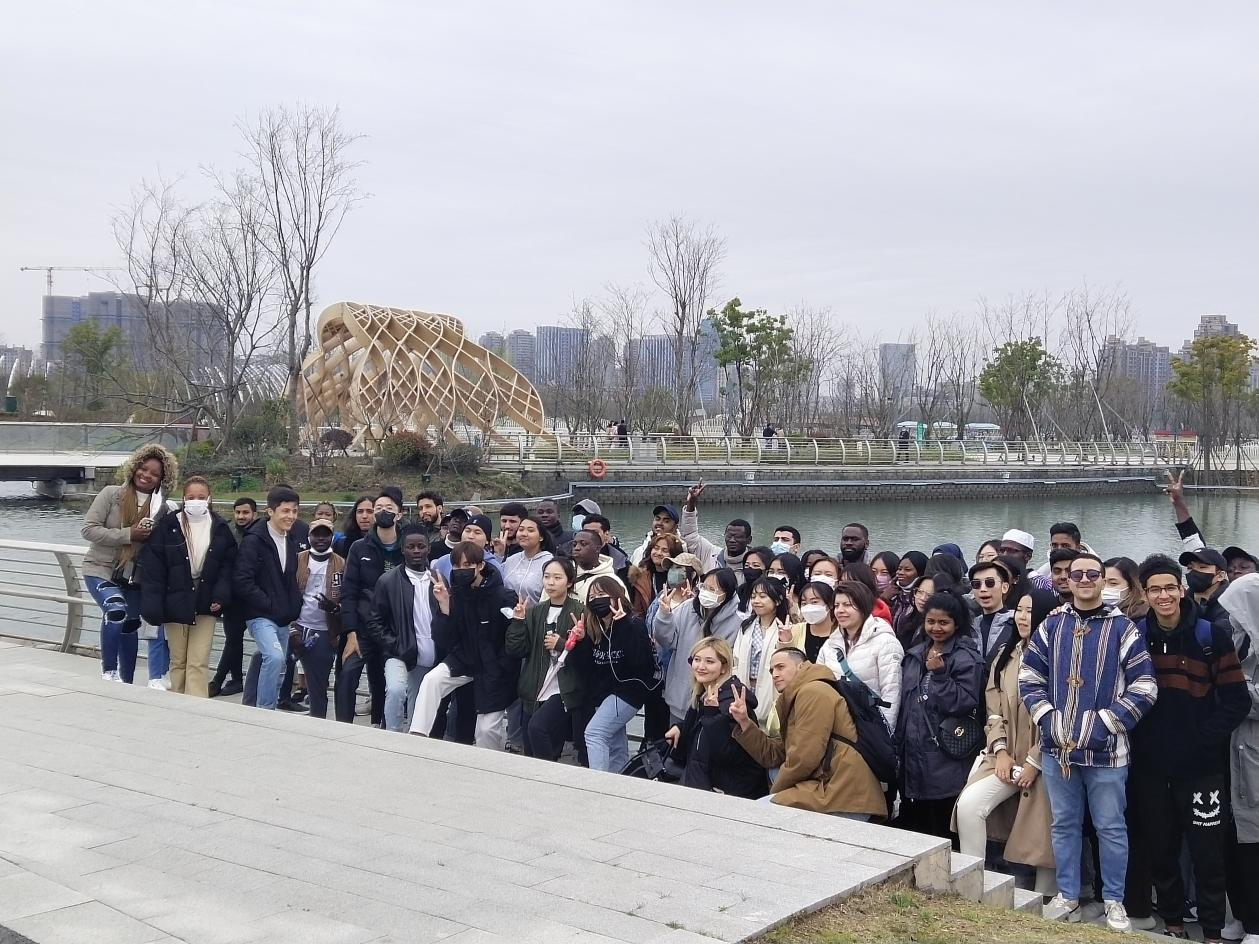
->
[0,423,197,496]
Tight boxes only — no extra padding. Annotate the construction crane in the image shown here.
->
[19,265,123,297]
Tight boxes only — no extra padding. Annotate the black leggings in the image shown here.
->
[895,797,960,848]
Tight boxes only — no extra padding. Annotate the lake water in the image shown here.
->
[3,482,1257,563]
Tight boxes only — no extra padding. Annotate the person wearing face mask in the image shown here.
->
[413,542,534,749]
[576,578,660,772]
[139,476,236,697]
[1101,557,1148,621]
[796,581,838,664]
[651,567,744,725]
[364,532,437,732]
[807,556,842,591]
[280,520,345,719]
[771,526,801,557]
[737,547,776,608]
[334,489,407,726]
[679,480,754,585]
[433,514,505,585]
[568,499,602,540]
[1179,548,1234,640]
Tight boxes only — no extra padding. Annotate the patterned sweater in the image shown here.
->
[1019,603,1157,771]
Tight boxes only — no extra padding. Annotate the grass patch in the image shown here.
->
[755,886,1129,944]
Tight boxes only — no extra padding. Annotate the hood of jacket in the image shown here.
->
[576,554,617,578]
[779,661,838,717]
[116,443,180,493]
[1221,573,1259,652]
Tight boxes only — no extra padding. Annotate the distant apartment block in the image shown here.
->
[879,342,917,403]
[41,291,222,370]
[477,331,506,357]
[505,329,536,383]
[535,325,589,386]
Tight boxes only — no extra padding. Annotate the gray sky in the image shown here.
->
[3,1,1256,353]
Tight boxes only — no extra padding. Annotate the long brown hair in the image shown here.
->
[583,576,629,644]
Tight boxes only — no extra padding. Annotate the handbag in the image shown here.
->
[933,708,984,760]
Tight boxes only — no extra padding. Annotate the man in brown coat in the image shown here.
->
[731,648,886,820]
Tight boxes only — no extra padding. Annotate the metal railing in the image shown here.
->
[0,538,91,652]
[482,434,1197,469]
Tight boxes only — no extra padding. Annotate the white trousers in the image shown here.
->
[956,772,1057,895]
[410,661,506,749]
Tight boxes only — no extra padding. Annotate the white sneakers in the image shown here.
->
[147,678,168,691]
[1047,895,1082,922]
[1103,900,1131,933]
[101,670,120,682]
[1241,934,1259,944]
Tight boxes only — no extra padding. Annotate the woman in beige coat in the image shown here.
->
[953,592,1057,893]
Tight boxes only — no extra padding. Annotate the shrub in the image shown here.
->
[320,427,354,453]
[443,443,481,475]
[264,457,288,483]
[381,430,432,469]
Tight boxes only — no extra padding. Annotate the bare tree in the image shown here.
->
[938,312,985,436]
[1059,283,1133,440]
[241,105,363,452]
[646,216,725,434]
[562,297,611,434]
[911,313,953,437]
[599,282,653,430]
[780,305,848,435]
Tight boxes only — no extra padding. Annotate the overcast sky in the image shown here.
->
[3,1,1255,353]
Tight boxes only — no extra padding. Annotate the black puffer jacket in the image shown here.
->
[139,510,236,626]
[341,530,405,659]
[232,519,302,625]
[671,677,766,799]
[432,565,519,713]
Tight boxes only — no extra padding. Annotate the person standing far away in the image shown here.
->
[680,479,753,585]
[210,496,257,697]
[839,523,869,564]
[1123,555,1248,943]
[1019,550,1158,932]
[80,442,180,686]
[233,486,304,710]
[334,489,407,726]
[999,529,1056,594]
[139,475,237,697]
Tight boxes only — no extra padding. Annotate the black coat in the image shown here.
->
[896,633,984,801]
[671,678,767,800]
[582,612,659,710]
[232,519,302,625]
[139,511,237,626]
[366,565,437,669]
[341,530,405,658]
[432,565,519,713]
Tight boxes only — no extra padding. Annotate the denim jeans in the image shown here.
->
[246,618,290,709]
[585,695,638,773]
[147,627,169,681]
[1043,761,1129,902]
[84,576,140,683]
[383,659,432,733]
[296,629,336,719]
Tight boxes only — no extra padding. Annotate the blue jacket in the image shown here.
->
[1020,603,1157,771]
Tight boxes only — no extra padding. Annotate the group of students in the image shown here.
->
[82,445,1259,939]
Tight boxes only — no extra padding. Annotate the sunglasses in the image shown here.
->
[970,577,1001,590]
[1069,569,1103,583]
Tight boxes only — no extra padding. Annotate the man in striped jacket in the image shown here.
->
[1020,550,1158,932]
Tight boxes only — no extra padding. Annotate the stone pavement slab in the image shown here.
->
[0,644,946,943]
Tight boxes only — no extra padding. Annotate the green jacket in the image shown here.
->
[505,596,588,712]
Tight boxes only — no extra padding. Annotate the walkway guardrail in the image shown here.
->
[0,538,92,652]
[483,434,1197,469]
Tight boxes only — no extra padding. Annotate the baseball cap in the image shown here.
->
[573,499,602,516]
[309,520,334,535]
[652,503,681,523]
[1001,529,1035,552]
[1179,548,1228,571]
[666,552,703,570]
[1224,546,1259,567]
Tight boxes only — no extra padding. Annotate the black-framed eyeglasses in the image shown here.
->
[1069,569,1102,583]
[971,577,999,590]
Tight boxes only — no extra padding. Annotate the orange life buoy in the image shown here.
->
[588,459,608,479]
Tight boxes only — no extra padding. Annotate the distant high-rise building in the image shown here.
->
[477,331,506,357]
[1101,335,1172,429]
[505,329,536,383]
[695,319,721,411]
[41,291,221,370]
[879,342,917,405]
[627,334,676,391]
[1193,314,1240,341]
[535,325,588,386]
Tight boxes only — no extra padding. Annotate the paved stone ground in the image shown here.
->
[0,641,949,944]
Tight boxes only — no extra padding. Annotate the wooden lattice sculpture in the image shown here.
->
[300,301,545,445]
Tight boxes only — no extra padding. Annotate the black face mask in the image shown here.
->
[1186,570,1216,595]
[375,510,397,529]
[450,568,477,590]
[588,597,613,618]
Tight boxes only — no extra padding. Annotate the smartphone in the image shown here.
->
[667,567,686,589]
[1011,765,1024,781]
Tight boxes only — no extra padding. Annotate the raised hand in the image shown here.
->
[512,594,527,620]
[685,479,707,510]
[729,684,750,730]
[703,683,720,708]
[431,570,450,614]
[569,613,585,642]
[493,532,508,558]
[609,596,627,622]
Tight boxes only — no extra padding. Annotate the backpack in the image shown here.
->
[817,675,900,785]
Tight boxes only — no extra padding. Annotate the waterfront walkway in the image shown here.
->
[0,642,949,944]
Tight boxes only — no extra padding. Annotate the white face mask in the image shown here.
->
[1100,586,1124,606]
[571,514,586,532]
[697,588,722,609]
[183,499,210,518]
[811,574,837,589]
[770,540,791,555]
[800,603,829,625]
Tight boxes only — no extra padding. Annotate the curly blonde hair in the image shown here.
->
[113,443,180,569]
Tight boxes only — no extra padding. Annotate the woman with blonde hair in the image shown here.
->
[81,443,179,685]
[665,637,767,798]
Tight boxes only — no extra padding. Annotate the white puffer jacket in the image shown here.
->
[817,615,904,729]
